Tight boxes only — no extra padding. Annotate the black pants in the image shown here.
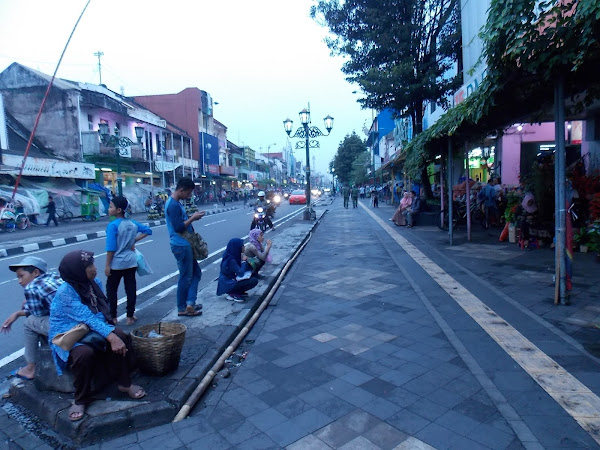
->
[229,276,259,295]
[68,328,135,405]
[352,197,358,208]
[46,212,58,226]
[373,197,379,207]
[106,267,137,318]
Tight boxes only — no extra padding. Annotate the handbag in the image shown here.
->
[78,331,108,352]
[136,249,153,276]
[51,323,90,351]
[180,230,209,260]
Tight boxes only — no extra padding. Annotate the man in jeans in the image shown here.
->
[1,256,62,380]
[166,177,206,316]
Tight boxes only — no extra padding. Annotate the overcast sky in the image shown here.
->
[0,0,372,174]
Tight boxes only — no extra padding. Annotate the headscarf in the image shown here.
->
[220,238,244,272]
[58,250,111,322]
[400,192,412,208]
[248,229,263,252]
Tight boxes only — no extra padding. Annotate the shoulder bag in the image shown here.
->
[180,230,209,260]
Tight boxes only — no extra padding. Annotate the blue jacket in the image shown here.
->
[216,239,246,295]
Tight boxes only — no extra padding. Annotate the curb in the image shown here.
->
[8,209,325,446]
[0,206,238,258]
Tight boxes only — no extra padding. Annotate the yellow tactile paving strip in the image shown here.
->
[362,204,600,445]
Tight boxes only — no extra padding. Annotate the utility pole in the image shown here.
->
[93,51,104,85]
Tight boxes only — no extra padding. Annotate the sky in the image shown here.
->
[0,0,372,175]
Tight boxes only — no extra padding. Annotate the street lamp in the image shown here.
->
[99,123,143,196]
[283,108,333,220]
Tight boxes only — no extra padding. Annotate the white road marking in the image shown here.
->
[204,220,226,227]
[362,203,600,446]
[0,207,307,369]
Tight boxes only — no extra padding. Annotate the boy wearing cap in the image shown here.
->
[1,256,62,380]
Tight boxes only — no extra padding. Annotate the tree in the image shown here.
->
[311,0,461,135]
[331,132,367,184]
[350,151,370,185]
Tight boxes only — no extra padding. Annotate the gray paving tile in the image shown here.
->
[363,422,409,450]
[275,396,313,419]
[290,408,333,433]
[245,378,276,396]
[415,422,463,450]
[337,410,383,434]
[264,420,309,447]
[186,432,231,449]
[379,370,416,387]
[359,378,397,397]
[387,387,420,408]
[343,386,377,407]
[386,410,430,435]
[453,398,498,422]
[467,422,515,449]
[316,396,357,420]
[206,404,246,431]
[314,420,360,448]
[338,436,381,449]
[234,432,279,449]
[247,407,289,432]
[435,410,481,436]
[402,378,439,396]
[286,434,332,450]
[298,386,336,406]
[406,397,449,421]
[361,397,402,420]
[220,419,262,445]
[340,369,374,386]
[428,388,464,408]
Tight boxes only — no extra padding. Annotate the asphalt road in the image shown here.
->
[0,200,312,375]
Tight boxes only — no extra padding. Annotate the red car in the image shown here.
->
[289,189,307,205]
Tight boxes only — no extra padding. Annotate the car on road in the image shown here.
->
[289,189,307,205]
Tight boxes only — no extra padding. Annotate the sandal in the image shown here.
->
[177,305,202,317]
[118,384,146,399]
[68,403,85,422]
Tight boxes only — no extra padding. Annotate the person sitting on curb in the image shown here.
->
[402,190,421,228]
[245,228,272,277]
[49,250,145,422]
[217,238,259,303]
[2,256,62,381]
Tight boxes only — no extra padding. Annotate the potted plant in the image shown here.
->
[575,228,591,253]
[588,222,600,260]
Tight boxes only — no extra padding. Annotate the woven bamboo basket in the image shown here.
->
[131,322,187,376]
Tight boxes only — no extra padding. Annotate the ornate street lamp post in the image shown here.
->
[283,108,333,220]
[99,123,144,196]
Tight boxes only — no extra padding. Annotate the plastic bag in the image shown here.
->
[136,249,153,276]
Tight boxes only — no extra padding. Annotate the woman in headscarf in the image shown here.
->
[244,229,272,276]
[390,192,412,226]
[49,250,145,422]
[216,238,258,303]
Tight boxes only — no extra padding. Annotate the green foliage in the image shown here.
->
[311,0,462,133]
[350,151,370,185]
[331,133,367,183]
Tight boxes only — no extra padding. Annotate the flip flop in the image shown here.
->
[68,403,85,422]
[10,368,33,381]
[118,384,146,399]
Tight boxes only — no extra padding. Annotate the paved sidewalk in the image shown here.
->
[81,198,599,449]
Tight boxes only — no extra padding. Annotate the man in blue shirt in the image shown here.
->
[2,256,62,380]
[166,177,206,316]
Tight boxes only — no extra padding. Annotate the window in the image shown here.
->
[87,114,93,131]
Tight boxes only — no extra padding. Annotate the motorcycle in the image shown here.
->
[253,206,267,232]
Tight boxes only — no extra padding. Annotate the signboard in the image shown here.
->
[453,66,487,107]
[220,166,235,176]
[2,154,95,179]
[200,132,219,175]
[154,161,182,172]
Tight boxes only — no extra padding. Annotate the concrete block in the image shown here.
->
[128,400,177,429]
[34,346,75,393]
[167,377,200,408]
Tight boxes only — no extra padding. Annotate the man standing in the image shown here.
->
[2,256,62,380]
[351,185,359,208]
[44,195,58,227]
[402,190,421,227]
[165,177,206,317]
[342,184,351,209]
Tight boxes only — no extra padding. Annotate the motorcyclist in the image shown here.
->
[251,191,275,230]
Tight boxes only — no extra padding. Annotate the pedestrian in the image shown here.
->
[2,256,62,380]
[391,192,412,226]
[372,189,379,208]
[165,177,205,316]
[105,196,152,325]
[351,185,359,208]
[49,250,145,422]
[245,228,272,276]
[44,195,58,227]
[342,184,351,209]
[217,238,258,302]
[402,190,421,227]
